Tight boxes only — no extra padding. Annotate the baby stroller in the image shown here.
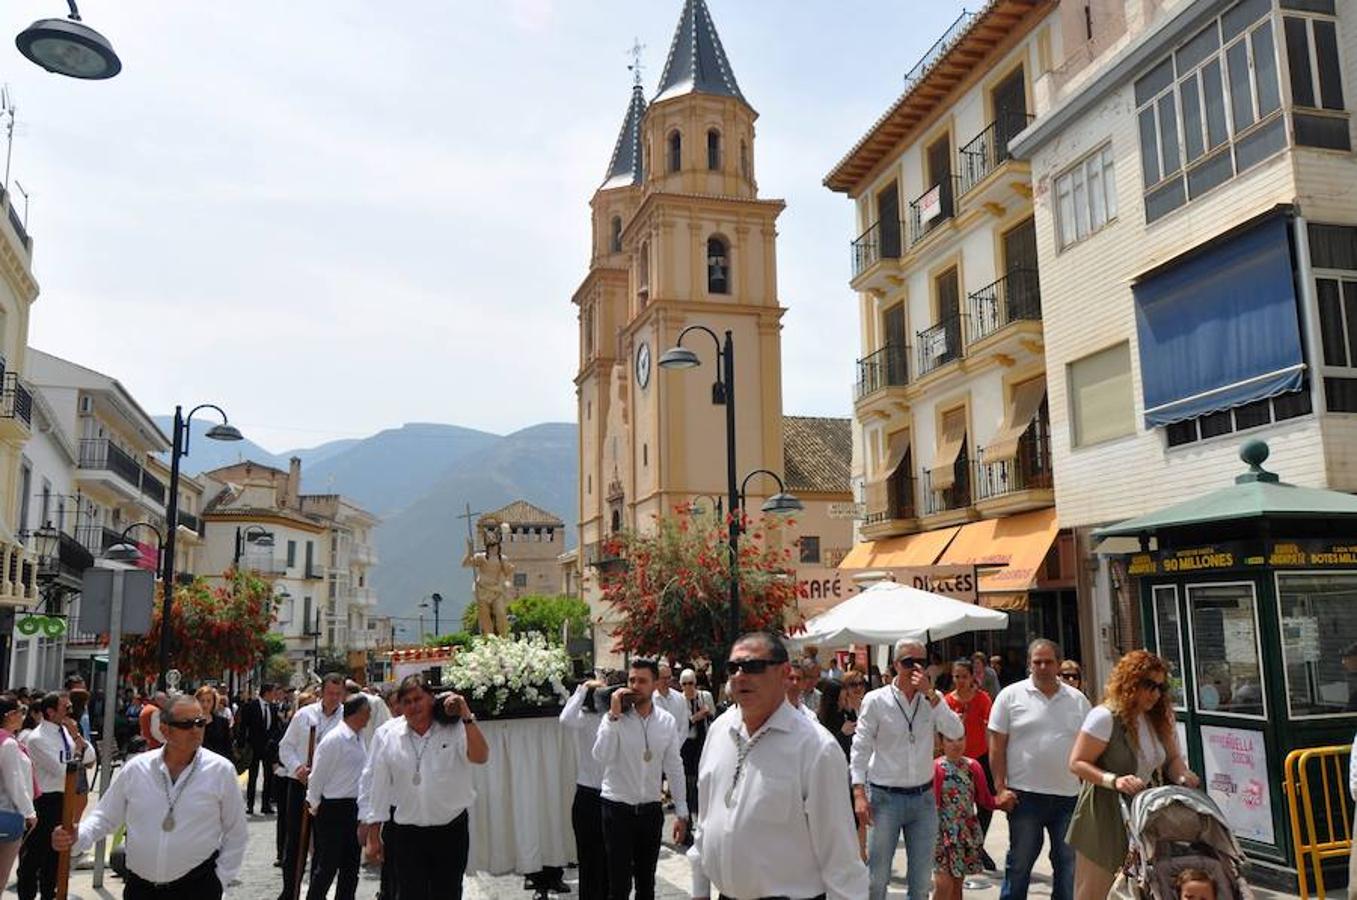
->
[1115,785,1254,900]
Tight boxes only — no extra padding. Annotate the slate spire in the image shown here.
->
[653,0,745,105]
[601,82,647,189]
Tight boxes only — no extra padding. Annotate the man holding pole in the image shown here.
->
[52,694,248,899]
[277,674,345,900]
[18,692,81,900]
[305,694,371,900]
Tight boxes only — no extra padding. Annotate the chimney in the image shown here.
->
[286,457,302,509]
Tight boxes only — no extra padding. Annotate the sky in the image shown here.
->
[11,1,969,453]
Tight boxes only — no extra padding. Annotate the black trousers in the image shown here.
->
[976,752,995,838]
[247,746,275,812]
[378,811,398,900]
[17,791,62,900]
[276,778,310,900]
[386,811,469,900]
[600,798,663,900]
[680,738,702,820]
[273,770,291,862]
[306,798,359,900]
[125,854,223,900]
[571,785,608,900]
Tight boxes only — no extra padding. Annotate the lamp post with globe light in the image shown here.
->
[16,1,120,79]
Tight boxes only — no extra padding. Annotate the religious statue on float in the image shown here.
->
[462,518,515,636]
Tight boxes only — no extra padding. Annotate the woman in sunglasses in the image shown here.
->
[1065,650,1199,900]
[1058,662,1083,691]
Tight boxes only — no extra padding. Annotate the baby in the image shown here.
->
[1176,868,1217,900]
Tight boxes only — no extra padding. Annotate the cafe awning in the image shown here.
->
[839,526,960,570]
[939,506,1060,594]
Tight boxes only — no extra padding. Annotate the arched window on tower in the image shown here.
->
[668,130,682,173]
[707,129,721,170]
[638,240,651,300]
[707,237,730,295]
[609,216,622,253]
[740,140,750,180]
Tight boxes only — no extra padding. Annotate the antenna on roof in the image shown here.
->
[627,37,645,87]
[2,86,15,193]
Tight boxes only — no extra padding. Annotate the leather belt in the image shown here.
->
[870,780,932,796]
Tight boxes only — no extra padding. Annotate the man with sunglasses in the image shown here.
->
[276,673,347,900]
[18,692,80,900]
[690,632,867,900]
[851,639,964,900]
[52,694,248,899]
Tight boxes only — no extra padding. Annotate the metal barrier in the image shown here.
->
[1285,744,1353,899]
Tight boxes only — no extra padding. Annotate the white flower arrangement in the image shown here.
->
[444,632,572,717]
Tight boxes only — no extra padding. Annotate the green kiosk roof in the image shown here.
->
[1093,440,1357,539]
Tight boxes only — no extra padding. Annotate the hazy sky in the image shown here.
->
[13,1,968,452]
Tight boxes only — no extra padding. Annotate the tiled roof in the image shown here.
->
[653,0,745,105]
[480,500,565,527]
[782,416,851,494]
[601,83,647,189]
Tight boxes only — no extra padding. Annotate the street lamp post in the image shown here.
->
[420,592,443,637]
[16,1,121,79]
[233,525,274,567]
[158,404,242,690]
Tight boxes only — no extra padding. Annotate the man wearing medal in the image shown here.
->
[690,632,868,899]
[52,694,248,899]
[276,673,346,900]
[851,638,964,900]
[593,658,687,900]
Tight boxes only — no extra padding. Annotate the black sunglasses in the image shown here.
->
[164,717,209,730]
[727,658,779,675]
[896,657,927,668]
[1059,671,1082,681]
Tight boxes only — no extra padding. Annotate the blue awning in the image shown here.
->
[1134,215,1305,427]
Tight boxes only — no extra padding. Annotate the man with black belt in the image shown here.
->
[52,694,248,900]
[18,691,82,900]
[559,675,613,899]
[593,658,687,900]
[690,632,868,900]
[357,703,404,900]
[238,682,281,815]
[276,674,346,900]
[305,694,371,900]
[363,674,488,900]
[851,638,964,900]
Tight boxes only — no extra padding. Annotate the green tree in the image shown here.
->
[507,595,590,642]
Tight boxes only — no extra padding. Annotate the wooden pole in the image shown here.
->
[291,725,317,900]
[54,761,79,900]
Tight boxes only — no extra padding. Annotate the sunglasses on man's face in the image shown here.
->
[165,717,209,730]
[727,658,779,675]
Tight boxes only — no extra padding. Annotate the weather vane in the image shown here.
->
[627,37,645,87]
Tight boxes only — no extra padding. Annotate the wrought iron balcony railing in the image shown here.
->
[975,425,1054,501]
[968,267,1041,343]
[855,343,909,400]
[0,374,32,427]
[851,218,904,278]
[959,111,1037,194]
[916,313,967,377]
[907,175,961,245]
[864,476,917,526]
[922,463,971,516]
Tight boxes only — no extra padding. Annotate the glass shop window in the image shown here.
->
[1153,585,1187,710]
[1189,582,1265,717]
[1277,572,1357,718]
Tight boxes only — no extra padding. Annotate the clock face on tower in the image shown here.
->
[635,341,652,389]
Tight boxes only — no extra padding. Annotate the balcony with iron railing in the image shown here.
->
[176,511,202,535]
[907,175,961,246]
[863,475,918,535]
[922,462,972,518]
[0,374,32,437]
[75,524,125,557]
[855,343,909,401]
[959,111,1037,196]
[968,268,1041,344]
[77,439,164,508]
[850,218,904,283]
[916,314,967,378]
[975,422,1054,512]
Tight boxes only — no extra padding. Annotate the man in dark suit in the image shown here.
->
[239,683,282,815]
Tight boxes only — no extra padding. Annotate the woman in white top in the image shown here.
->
[0,694,36,887]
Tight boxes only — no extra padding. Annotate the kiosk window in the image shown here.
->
[1153,585,1187,709]
[1277,572,1357,718]
[1189,583,1265,717]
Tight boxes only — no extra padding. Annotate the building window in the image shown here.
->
[707,237,730,294]
[1277,571,1357,718]
[1068,342,1135,447]
[638,241,650,297]
[799,536,821,564]
[1134,2,1284,223]
[1055,144,1117,249]
[1315,276,1357,411]
[609,216,623,252]
[1189,582,1265,718]
[1163,389,1311,447]
[513,573,528,588]
[286,540,297,568]
[739,140,750,179]
[668,130,682,173]
[1283,7,1350,150]
[707,129,721,170]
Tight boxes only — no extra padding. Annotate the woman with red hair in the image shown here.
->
[1065,650,1200,900]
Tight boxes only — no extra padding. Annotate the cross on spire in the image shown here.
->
[627,37,645,87]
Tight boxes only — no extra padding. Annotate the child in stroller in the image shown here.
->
[1117,785,1253,900]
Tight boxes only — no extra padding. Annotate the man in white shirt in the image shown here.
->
[18,691,81,900]
[52,694,248,900]
[851,638,964,900]
[784,667,820,722]
[988,638,1091,900]
[653,664,688,726]
[559,676,613,899]
[357,707,404,900]
[305,694,371,900]
[276,674,346,900]
[363,675,488,900]
[691,632,868,900]
[593,658,687,900]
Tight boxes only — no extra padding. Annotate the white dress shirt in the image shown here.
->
[0,737,34,818]
[592,703,687,818]
[357,715,403,823]
[691,702,868,900]
[559,685,605,789]
[653,688,689,730]
[365,717,473,827]
[22,720,73,794]
[278,702,344,779]
[988,677,1091,796]
[850,683,963,788]
[306,722,366,811]
[70,748,248,885]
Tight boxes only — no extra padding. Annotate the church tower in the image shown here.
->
[575,0,786,655]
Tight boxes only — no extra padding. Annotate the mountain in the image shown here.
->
[369,423,577,626]
[153,416,289,472]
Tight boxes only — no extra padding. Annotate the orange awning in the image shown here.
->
[938,507,1059,592]
[980,592,1029,611]
[839,526,960,570]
